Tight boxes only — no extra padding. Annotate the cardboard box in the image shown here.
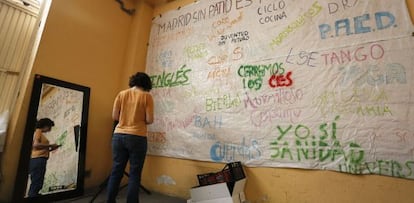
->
[189,178,246,203]
[197,162,245,187]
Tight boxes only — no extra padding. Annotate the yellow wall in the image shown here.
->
[0,0,137,202]
[120,1,154,87]
[408,0,414,23]
[139,1,414,203]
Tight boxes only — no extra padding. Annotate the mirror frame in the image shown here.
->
[13,74,90,203]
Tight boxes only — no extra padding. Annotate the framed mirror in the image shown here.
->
[13,74,90,202]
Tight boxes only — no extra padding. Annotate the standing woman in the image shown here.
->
[107,72,154,203]
[29,118,60,197]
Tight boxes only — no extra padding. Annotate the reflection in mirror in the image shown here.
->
[26,84,84,197]
[14,75,89,203]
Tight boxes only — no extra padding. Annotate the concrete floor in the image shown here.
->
[54,187,187,203]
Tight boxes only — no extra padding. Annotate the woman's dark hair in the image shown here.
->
[35,118,55,129]
[129,72,152,91]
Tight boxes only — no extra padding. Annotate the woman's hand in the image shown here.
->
[49,144,61,151]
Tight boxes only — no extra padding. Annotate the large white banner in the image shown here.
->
[146,0,414,179]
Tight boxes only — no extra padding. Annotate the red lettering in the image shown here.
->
[354,47,367,61]
[268,71,293,88]
[322,43,385,66]
[371,44,384,59]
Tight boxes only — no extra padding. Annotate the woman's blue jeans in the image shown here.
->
[28,157,47,197]
[106,133,147,203]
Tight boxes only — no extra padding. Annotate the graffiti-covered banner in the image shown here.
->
[146,0,414,179]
